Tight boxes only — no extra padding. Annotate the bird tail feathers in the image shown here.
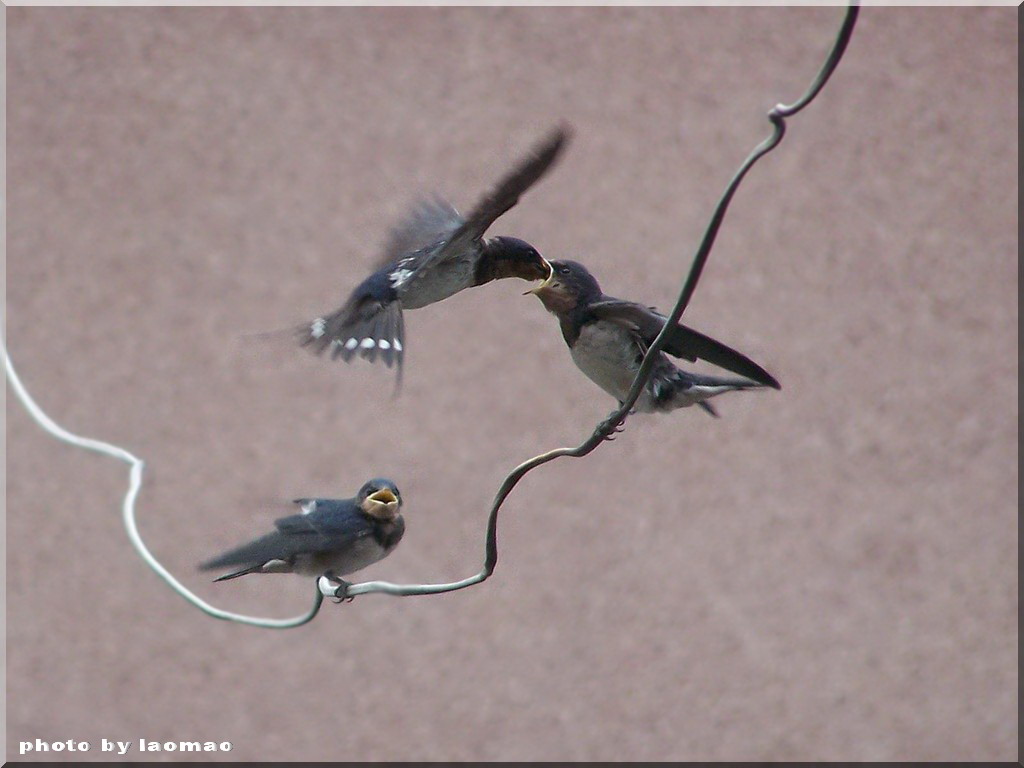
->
[655,370,768,416]
[211,564,264,582]
[297,300,405,372]
[199,532,286,578]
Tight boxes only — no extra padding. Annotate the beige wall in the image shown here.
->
[6,7,1016,761]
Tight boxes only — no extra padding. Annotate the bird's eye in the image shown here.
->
[559,267,570,275]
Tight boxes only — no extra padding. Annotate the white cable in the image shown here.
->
[3,336,323,629]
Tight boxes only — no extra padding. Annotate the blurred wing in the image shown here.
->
[402,125,571,284]
[450,124,571,246]
[589,300,780,388]
[376,196,463,270]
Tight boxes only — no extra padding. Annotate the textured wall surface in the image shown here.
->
[6,7,1016,762]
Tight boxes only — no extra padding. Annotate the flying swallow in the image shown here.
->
[200,478,405,587]
[297,126,570,381]
[528,260,780,416]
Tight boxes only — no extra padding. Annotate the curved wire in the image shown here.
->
[3,334,325,628]
[6,3,859,621]
[323,2,861,602]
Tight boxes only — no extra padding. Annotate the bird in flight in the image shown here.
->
[297,126,570,384]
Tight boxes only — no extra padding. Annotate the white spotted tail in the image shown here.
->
[297,299,406,378]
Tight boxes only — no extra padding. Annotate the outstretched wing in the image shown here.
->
[401,125,571,286]
[588,299,780,389]
[376,196,463,270]
[447,124,571,247]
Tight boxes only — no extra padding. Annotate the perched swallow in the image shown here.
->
[200,478,404,585]
[297,126,570,380]
[528,260,780,416]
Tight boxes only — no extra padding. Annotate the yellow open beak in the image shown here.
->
[369,488,398,505]
[524,260,556,295]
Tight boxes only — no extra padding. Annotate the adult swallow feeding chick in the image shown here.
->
[529,260,780,416]
[297,126,570,379]
[200,478,404,587]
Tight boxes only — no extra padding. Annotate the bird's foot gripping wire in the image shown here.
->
[598,411,627,442]
[323,572,355,603]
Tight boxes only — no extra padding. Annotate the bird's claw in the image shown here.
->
[598,412,626,441]
[325,573,355,603]
[331,587,355,604]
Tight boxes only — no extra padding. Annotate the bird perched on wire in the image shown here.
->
[528,260,780,417]
[297,126,570,382]
[200,478,405,589]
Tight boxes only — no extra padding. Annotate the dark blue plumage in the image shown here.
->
[297,127,570,379]
[200,479,405,583]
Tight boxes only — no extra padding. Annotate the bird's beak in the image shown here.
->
[363,487,400,517]
[369,488,398,505]
[524,260,555,296]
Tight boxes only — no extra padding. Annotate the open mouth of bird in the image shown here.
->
[369,488,398,505]
[525,263,556,295]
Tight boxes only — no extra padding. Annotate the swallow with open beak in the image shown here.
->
[200,478,404,586]
[297,126,569,382]
[528,260,780,417]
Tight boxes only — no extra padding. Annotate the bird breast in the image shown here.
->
[394,255,478,309]
[291,535,392,578]
[569,321,643,403]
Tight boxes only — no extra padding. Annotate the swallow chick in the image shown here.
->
[297,126,570,381]
[200,478,404,588]
[529,260,780,417]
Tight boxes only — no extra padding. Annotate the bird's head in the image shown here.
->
[478,236,553,284]
[358,478,402,520]
[525,259,601,314]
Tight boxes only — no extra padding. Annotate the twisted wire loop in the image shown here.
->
[4,337,326,628]
[326,2,861,603]
[5,3,859,625]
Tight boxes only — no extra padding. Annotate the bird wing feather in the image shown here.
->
[199,503,371,571]
[376,196,463,271]
[399,126,570,287]
[588,299,780,388]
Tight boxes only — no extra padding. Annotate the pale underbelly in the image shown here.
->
[397,259,476,309]
[569,322,688,413]
[570,323,642,403]
[290,537,389,577]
